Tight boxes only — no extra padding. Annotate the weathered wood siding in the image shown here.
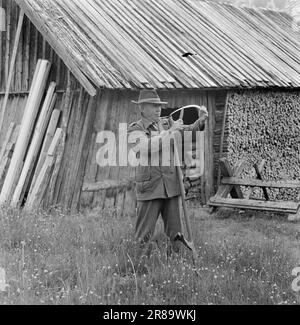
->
[41,84,97,211]
[0,0,72,150]
[0,0,68,93]
[0,1,228,211]
[214,90,228,186]
[0,0,84,210]
[80,89,221,211]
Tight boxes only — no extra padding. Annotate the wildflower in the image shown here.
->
[0,268,9,292]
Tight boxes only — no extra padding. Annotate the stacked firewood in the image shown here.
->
[225,90,300,201]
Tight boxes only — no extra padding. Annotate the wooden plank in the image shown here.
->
[91,91,114,209]
[15,0,97,97]
[112,0,208,87]
[15,6,23,92]
[0,2,3,90]
[254,162,270,201]
[0,122,16,160]
[0,5,4,32]
[70,94,97,212]
[213,158,245,213]
[25,128,63,210]
[23,16,30,91]
[31,106,60,188]
[245,160,266,199]
[81,91,108,209]
[203,92,216,202]
[152,0,258,83]
[221,178,300,189]
[82,179,133,192]
[79,131,97,209]
[64,0,156,87]
[46,79,72,207]
[0,124,20,191]
[218,158,244,199]
[9,1,17,91]
[55,90,81,208]
[217,91,231,185]
[209,197,298,214]
[0,142,15,191]
[96,0,184,85]
[61,88,85,208]
[30,24,38,87]
[52,0,128,88]
[11,82,57,207]
[0,124,21,167]
[42,130,65,209]
[0,10,24,131]
[4,0,11,86]
[0,59,51,205]
[100,90,121,211]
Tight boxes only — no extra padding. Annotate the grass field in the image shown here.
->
[0,204,299,305]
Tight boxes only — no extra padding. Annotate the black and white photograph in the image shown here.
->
[0,0,300,311]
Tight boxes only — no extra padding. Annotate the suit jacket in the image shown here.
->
[128,115,205,201]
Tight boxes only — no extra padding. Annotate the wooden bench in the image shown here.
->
[209,158,300,220]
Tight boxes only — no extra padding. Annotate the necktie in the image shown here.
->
[151,122,164,133]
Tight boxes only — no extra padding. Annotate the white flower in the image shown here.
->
[0,268,9,292]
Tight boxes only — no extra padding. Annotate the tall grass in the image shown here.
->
[0,206,298,305]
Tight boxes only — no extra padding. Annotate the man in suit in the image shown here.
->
[128,89,208,251]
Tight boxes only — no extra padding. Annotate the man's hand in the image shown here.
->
[169,119,185,133]
[198,106,208,123]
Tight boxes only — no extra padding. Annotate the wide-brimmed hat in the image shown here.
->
[132,89,168,105]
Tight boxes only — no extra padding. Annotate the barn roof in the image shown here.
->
[15,0,300,94]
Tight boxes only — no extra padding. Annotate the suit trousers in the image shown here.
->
[135,196,183,243]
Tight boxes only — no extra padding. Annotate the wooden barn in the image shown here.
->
[1,0,300,213]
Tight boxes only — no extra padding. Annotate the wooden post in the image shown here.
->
[31,106,60,188]
[70,95,96,212]
[25,128,63,210]
[0,5,5,31]
[0,122,15,160]
[0,9,24,131]
[11,82,56,206]
[254,162,270,201]
[215,158,245,199]
[0,123,20,191]
[204,92,216,203]
[217,91,231,186]
[4,0,10,85]
[0,59,51,205]
[0,0,3,90]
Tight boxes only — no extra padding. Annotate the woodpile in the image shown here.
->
[0,59,66,209]
[225,90,300,201]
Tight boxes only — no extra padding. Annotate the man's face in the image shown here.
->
[140,103,162,123]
